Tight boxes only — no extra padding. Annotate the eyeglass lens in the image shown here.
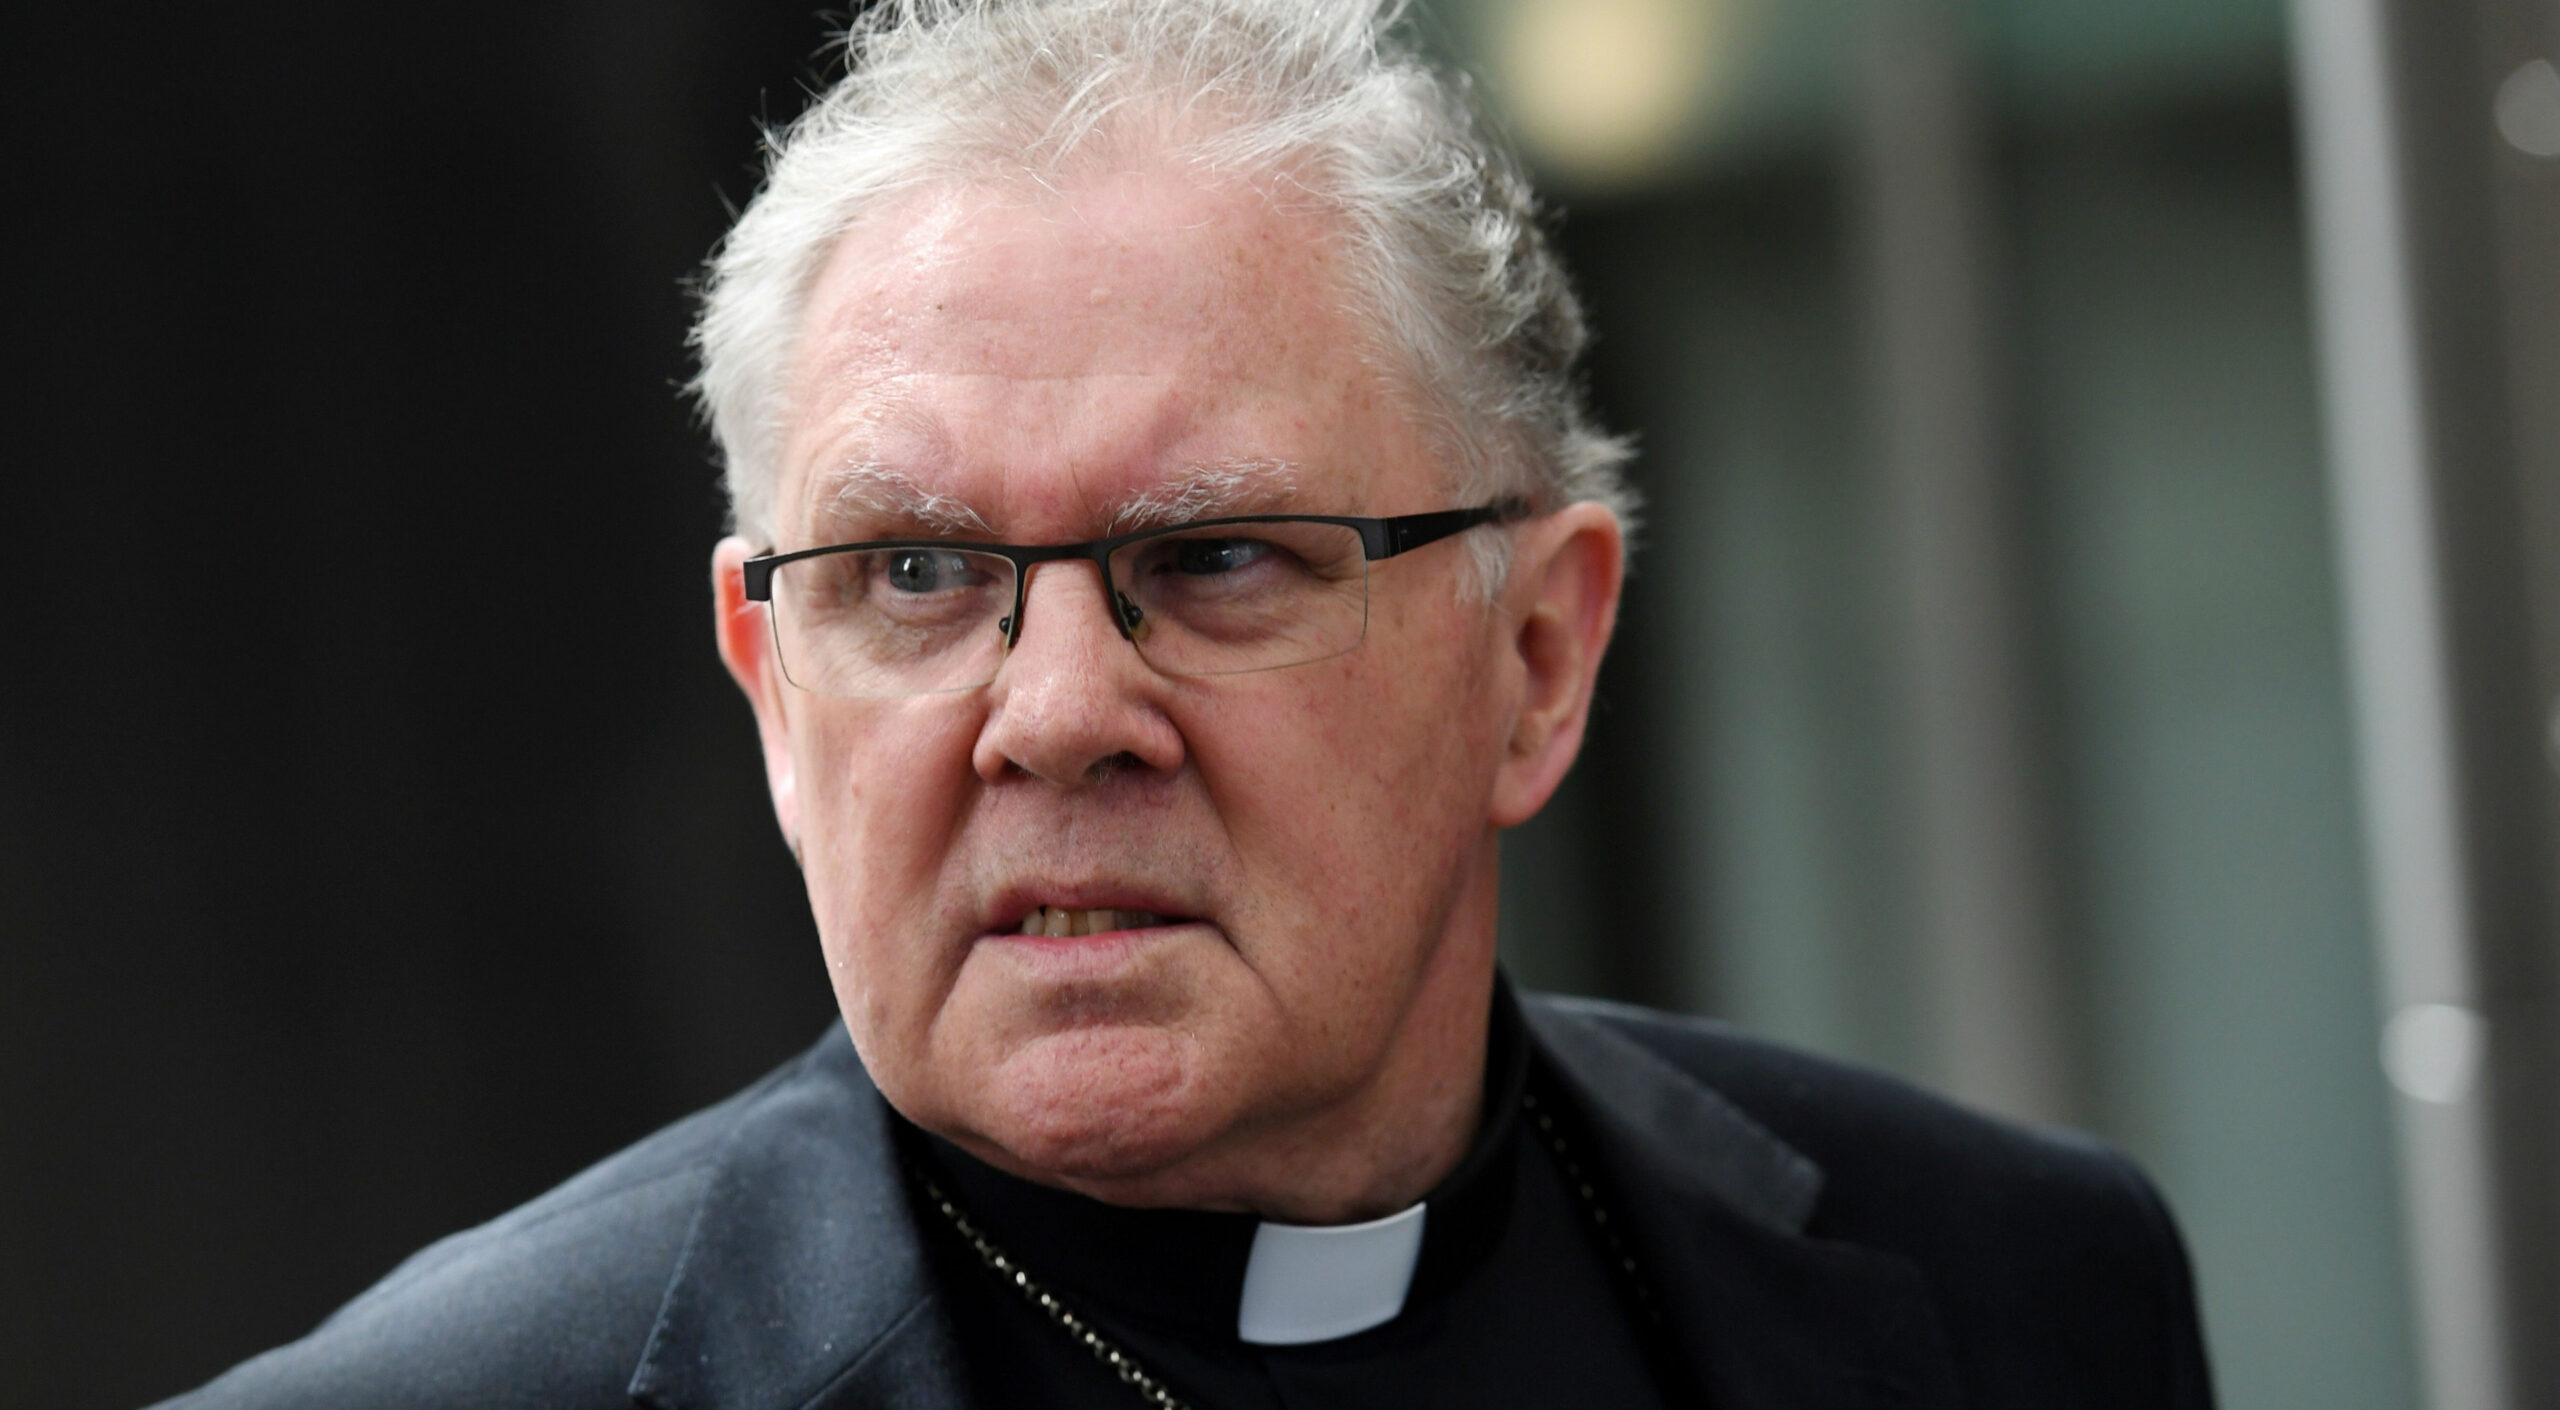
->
[764,521,1373,698]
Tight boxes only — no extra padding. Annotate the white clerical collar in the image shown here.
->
[1235,1202,1428,1345]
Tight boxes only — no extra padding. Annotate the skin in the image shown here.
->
[712,165,1623,1223]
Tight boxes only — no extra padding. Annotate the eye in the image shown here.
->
[883,549,978,593]
[1171,537,1274,576]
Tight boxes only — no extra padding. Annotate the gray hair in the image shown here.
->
[690,0,1637,589]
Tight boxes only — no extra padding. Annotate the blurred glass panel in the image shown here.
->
[1469,0,2419,1403]
[2015,114,2414,1410]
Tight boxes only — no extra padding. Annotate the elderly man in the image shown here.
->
[165,1,2212,1406]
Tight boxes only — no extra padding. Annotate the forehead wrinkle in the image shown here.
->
[1106,459,1304,534]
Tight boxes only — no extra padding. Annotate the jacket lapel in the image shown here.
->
[629,1029,971,1410]
[1525,997,1966,1410]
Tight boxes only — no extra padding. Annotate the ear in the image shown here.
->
[1488,502,1624,829]
[712,536,800,850]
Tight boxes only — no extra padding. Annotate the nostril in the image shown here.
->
[1086,751,1147,783]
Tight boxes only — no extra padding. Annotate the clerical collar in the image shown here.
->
[1234,1195,1427,1344]
[905,981,1532,1347]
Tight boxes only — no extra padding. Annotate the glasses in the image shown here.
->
[741,500,1527,698]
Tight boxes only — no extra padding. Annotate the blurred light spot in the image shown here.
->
[2383,1002,2484,1105]
[1495,0,1724,187]
[2494,59,2560,158]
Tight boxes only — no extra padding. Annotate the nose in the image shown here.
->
[972,559,1186,787]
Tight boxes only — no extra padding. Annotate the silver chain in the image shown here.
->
[911,1080,1648,1410]
[1520,1084,1665,1333]
[910,1163,1198,1410]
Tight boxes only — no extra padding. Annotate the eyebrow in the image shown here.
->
[803,462,993,539]
[800,456,1305,543]
[1104,459,1304,534]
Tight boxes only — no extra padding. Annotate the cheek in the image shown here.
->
[1186,604,1501,954]
[1338,589,1505,809]
[792,702,983,981]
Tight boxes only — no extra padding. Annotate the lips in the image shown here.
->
[983,880,1202,943]
[1014,905,1172,938]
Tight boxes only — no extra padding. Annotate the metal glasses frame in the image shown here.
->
[739,499,1528,655]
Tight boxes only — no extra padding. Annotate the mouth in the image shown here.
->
[1011,905,1178,939]
[974,890,1214,984]
[981,880,1207,946]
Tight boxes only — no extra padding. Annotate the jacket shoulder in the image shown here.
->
[154,1036,843,1410]
[1528,993,2215,1409]
[1534,993,2133,1197]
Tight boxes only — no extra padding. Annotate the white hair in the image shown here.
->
[689,0,1638,591]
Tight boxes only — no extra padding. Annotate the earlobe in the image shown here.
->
[1488,505,1623,829]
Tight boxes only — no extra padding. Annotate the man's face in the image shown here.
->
[714,168,1587,1211]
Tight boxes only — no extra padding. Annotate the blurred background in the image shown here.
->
[3,0,2553,1406]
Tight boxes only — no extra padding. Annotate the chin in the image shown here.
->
[962,1022,1236,1186]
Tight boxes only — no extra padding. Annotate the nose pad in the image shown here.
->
[1001,558,1137,661]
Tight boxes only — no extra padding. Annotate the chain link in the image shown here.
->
[910,1164,1196,1410]
[1520,1083,1665,1332]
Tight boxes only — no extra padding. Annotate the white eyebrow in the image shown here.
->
[1106,459,1304,534]
[804,461,993,538]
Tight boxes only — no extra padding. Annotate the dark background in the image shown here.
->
[5,6,861,1403]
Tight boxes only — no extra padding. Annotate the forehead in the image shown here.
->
[776,168,1425,538]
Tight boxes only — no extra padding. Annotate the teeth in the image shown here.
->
[1015,906,1170,938]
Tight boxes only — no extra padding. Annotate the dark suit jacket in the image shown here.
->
[159,994,2214,1409]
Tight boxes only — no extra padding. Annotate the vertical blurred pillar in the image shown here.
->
[1849,0,2077,1125]
[2290,0,2560,1401]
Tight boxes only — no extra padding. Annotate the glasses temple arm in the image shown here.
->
[1378,498,1531,558]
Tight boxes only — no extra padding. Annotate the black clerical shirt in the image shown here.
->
[902,987,1678,1410]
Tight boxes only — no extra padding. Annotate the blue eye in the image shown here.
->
[1172,537,1272,575]
[884,550,974,593]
